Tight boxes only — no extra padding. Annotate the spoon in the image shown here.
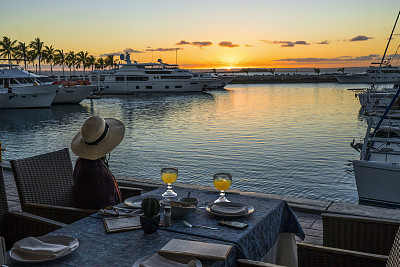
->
[187,192,191,199]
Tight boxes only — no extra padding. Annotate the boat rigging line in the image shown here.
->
[371,10,400,138]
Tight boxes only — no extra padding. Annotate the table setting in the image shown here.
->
[5,168,304,266]
[121,169,304,262]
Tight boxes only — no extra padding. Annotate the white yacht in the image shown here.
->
[52,80,96,104]
[0,64,59,108]
[335,64,400,83]
[95,55,216,94]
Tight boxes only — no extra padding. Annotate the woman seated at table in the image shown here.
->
[71,115,125,210]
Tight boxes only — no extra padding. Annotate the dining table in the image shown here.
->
[6,185,304,267]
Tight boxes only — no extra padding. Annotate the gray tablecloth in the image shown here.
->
[7,186,304,266]
[127,186,305,260]
[7,216,237,267]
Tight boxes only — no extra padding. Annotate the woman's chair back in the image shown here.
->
[10,148,74,207]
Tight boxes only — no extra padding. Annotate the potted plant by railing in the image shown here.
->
[140,197,160,234]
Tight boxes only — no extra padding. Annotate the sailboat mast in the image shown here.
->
[379,10,400,67]
[371,10,400,138]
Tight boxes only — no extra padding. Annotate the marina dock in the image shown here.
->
[2,160,399,248]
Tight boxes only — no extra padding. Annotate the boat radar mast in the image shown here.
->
[119,53,132,64]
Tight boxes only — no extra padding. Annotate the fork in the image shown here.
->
[183,220,217,230]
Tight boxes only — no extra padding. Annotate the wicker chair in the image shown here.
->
[0,166,65,250]
[10,148,143,224]
[298,212,400,267]
[322,213,400,255]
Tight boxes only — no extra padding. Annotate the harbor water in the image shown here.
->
[0,83,371,203]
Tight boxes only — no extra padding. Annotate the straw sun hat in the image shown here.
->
[71,116,125,160]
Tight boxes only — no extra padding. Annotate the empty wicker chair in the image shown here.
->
[322,213,400,256]
[0,166,65,250]
[11,148,142,224]
[298,217,400,267]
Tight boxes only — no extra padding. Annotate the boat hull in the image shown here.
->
[0,93,15,108]
[335,75,400,83]
[0,84,58,108]
[101,80,212,94]
[209,77,234,89]
[353,160,400,206]
[53,85,95,104]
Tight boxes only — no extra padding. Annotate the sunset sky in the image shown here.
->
[1,0,400,69]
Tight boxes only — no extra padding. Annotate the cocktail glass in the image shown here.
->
[213,173,232,203]
[161,167,178,198]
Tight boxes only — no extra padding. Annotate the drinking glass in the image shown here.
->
[213,173,232,203]
[161,167,178,198]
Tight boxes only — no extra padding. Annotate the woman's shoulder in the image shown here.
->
[76,157,101,165]
[75,157,104,171]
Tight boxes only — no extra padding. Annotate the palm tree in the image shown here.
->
[77,51,90,75]
[14,42,29,69]
[105,55,116,69]
[43,45,56,76]
[268,68,276,75]
[26,49,36,69]
[29,37,44,73]
[97,57,105,70]
[88,55,96,71]
[66,51,76,76]
[0,36,17,65]
[313,68,320,75]
[55,49,66,76]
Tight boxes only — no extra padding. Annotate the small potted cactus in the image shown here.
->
[140,197,161,234]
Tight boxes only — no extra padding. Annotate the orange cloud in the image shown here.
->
[218,41,239,48]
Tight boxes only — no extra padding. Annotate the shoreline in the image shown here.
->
[229,74,338,84]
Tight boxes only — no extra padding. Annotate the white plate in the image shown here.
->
[10,235,79,263]
[132,254,202,267]
[206,203,254,217]
[124,200,142,208]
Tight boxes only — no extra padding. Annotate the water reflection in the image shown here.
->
[0,108,55,132]
[0,85,366,203]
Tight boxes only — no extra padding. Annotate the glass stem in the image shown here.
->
[220,190,225,197]
[167,183,172,191]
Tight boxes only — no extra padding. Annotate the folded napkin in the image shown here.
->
[209,202,248,216]
[138,253,198,267]
[13,237,70,259]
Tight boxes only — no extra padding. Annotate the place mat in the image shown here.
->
[159,239,232,261]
